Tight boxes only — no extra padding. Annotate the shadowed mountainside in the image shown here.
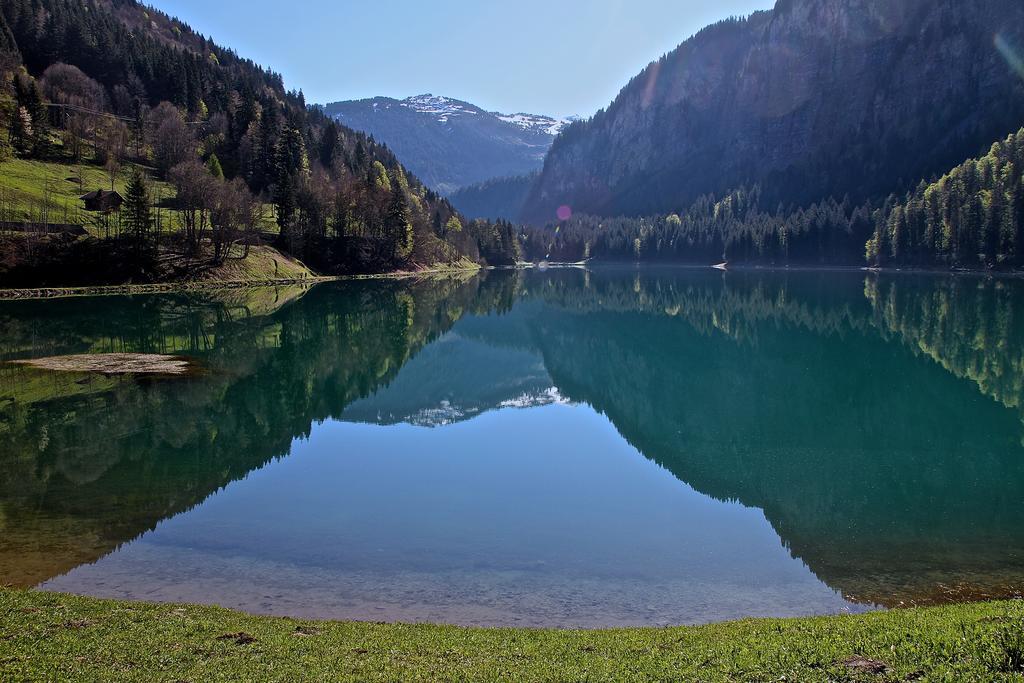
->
[523,0,1024,224]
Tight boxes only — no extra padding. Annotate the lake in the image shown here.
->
[2,267,1023,628]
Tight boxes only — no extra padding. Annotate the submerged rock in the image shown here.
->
[10,353,195,376]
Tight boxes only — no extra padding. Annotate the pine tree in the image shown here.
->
[274,171,296,240]
[276,126,309,180]
[354,140,366,169]
[386,182,413,264]
[319,121,338,168]
[269,126,308,249]
[9,105,31,155]
[0,10,20,63]
[0,93,14,162]
[25,78,47,156]
[123,170,153,250]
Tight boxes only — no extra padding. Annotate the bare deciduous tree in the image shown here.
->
[150,102,196,176]
[40,63,107,162]
[211,178,261,262]
[169,160,215,254]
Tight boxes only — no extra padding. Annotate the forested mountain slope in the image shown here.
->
[523,0,1024,225]
[522,125,1024,269]
[450,173,536,221]
[0,0,519,285]
[866,128,1024,267]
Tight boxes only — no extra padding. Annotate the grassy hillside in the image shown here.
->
[1,590,1022,681]
[1,0,515,277]
[0,158,278,234]
[0,158,172,227]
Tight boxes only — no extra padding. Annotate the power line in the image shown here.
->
[45,102,134,123]
[46,102,204,125]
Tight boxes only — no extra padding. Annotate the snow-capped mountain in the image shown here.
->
[321,94,574,195]
[398,94,477,124]
[496,113,573,137]
[386,94,573,137]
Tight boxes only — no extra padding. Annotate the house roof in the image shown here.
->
[79,189,124,201]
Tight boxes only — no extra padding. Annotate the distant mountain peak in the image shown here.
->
[400,94,481,123]
[322,94,573,194]
[395,94,573,135]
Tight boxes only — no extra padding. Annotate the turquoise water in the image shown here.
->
[2,268,1023,627]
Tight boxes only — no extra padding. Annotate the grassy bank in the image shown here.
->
[0,254,482,300]
[0,277,332,300]
[0,591,1022,681]
[0,245,324,300]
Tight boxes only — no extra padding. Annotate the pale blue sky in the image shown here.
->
[152,0,773,118]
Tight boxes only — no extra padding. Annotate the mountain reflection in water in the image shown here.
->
[1,268,1023,627]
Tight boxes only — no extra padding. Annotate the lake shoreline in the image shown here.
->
[2,589,1021,681]
[0,264,483,301]
[7,260,1024,301]
[580,260,1024,278]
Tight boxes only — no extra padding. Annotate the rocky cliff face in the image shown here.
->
[523,0,1024,224]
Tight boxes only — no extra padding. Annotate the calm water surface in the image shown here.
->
[2,268,1023,627]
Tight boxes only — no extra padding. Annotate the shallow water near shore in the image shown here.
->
[2,269,1023,627]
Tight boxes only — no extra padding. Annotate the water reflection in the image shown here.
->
[1,268,1023,626]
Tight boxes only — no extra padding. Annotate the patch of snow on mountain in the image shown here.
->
[404,399,479,427]
[333,94,577,138]
[496,113,574,136]
[498,387,570,409]
[400,94,479,124]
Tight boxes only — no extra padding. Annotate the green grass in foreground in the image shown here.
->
[1,591,1023,681]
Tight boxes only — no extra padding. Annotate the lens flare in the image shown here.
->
[996,33,1024,79]
[641,60,662,109]
[556,205,572,221]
